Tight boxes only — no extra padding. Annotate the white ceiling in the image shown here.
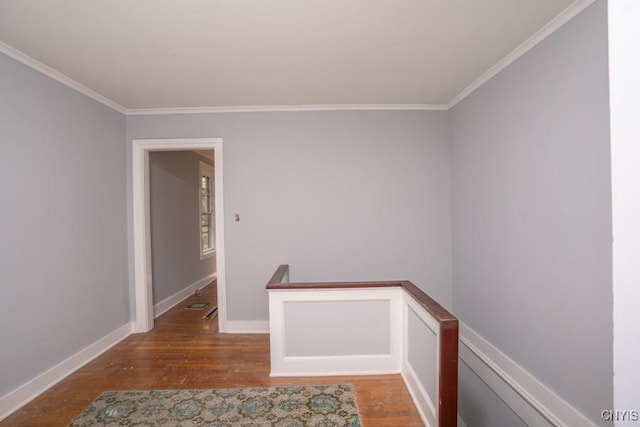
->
[0,0,587,111]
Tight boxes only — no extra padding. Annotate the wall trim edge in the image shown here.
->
[0,42,127,114]
[126,104,447,115]
[447,0,598,108]
[459,322,596,426]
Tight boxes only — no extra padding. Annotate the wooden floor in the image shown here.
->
[2,283,423,426]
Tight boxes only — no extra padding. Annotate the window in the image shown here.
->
[199,161,215,258]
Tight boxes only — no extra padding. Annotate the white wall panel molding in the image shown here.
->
[459,323,596,426]
[268,288,403,377]
[402,295,441,426]
[0,323,132,421]
[268,283,448,426]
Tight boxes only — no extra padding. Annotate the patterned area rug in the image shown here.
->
[69,384,361,426]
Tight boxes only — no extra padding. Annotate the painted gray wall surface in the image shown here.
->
[458,361,527,427]
[450,1,612,424]
[407,308,438,409]
[0,54,128,396]
[283,300,390,357]
[149,151,216,304]
[127,111,452,321]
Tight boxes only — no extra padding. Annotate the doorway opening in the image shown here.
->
[132,138,227,333]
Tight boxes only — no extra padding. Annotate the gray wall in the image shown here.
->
[407,308,438,408]
[149,151,216,303]
[458,362,527,427]
[450,1,612,425]
[127,110,452,321]
[1,3,614,421]
[284,300,390,357]
[0,53,128,396]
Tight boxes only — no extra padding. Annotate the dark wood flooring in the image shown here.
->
[1,283,423,426]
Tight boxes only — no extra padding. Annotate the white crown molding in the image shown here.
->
[0,41,127,115]
[2,0,594,115]
[126,104,447,115]
[446,0,599,109]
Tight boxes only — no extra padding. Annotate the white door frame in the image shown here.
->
[132,138,227,333]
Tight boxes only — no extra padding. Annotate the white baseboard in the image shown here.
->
[401,363,437,427]
[401,356,469,427]
[153,273,216,318]
[0,322,132,421]
[271,354,400,378]
[226,320,270,334]
[459,322,596,427]
[271,368,399,378]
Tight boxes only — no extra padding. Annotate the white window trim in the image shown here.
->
[199,160,215,260]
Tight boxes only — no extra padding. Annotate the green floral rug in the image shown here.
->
[69,384,361,426]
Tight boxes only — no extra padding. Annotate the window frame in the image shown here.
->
[199,160,215,259]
